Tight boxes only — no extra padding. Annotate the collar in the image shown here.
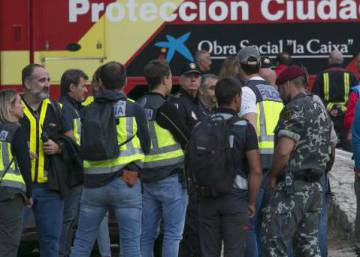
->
[95,89,126,103]
[178,88,198,102]
[215,107,238,116]
[60,94,82,111]
[291,92,308,102]
[148,92,166,100]
[21,95,46,112]
[248,76,265,81]
[199,100,213,114]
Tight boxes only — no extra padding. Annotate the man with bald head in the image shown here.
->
[312,50,357,150]
[260,57,277,87]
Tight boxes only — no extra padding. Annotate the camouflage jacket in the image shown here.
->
[275,92,332,175]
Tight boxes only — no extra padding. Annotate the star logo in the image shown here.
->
[155,32,194,63]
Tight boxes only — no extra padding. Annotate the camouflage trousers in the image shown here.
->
[261,180,322,257]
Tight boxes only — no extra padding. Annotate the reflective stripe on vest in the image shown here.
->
[324,72,350,112]
[82,96,94,107]
[323,73,330,102]
[256,101,283,155]
[83,116,144,175]
[143,121,184,169]
[22,99,51,183]
[0,141,25,192]
[73,117,81,145]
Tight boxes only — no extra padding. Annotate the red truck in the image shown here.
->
[1,0,360,97]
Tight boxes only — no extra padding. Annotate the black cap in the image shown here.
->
[181,63,201,75]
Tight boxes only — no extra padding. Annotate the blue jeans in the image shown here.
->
[97,213,111,257]
[246,172,271,257]
[141,175,188,257]
[60,186,111,257]
[23,183,64,257]
[70,177,142,257]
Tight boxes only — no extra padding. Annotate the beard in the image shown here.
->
[36,90,49,100]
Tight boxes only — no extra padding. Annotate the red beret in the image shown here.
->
[276,65,306,85]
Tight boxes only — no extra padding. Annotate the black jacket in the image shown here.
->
[47,135,83,198]
[170,89,205,131]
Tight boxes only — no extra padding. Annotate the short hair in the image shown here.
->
[240,62,260,75]
[0,90,17,123]
[144,60,171,91]
[195,50,209,62]
[291,75,307,88]
[22,64,44,86]
[100,62,126,90]
[215,77,242,106]
[200,74,218,90]
[60,69,88,96]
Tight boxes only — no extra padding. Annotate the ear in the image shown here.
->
[160,76,166,86]
[69,83,76,92]
[23,79,32,90]
[235,94,242,104]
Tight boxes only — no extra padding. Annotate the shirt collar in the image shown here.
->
[248,76,265,81]
[215,107,238,116]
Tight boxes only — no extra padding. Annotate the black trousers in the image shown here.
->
[198,191,249,257]
[0,195,24,257]
[179,191,201,257]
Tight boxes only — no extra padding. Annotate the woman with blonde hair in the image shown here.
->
[219,55,240,79]
[0,90,32,257]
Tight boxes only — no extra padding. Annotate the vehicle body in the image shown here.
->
[1,0,360,100]
[1,0,360,253]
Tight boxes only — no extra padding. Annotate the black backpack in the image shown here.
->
[186,115,239,197]
[80,101,119,161]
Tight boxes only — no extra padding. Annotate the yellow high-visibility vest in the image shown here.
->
[83,99,144,175]
[0,124,26,192]
[256,100,284,155]
[246,81,283,166]
[144,120,184,169]
[323,72,350,112]
[22,98,53,183]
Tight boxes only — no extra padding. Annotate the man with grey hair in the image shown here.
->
[312,50,357,150]
[198,74,218,115]
[195,50,212,73]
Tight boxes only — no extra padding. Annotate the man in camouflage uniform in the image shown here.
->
[261,65,332,257]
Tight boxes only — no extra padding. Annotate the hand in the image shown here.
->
[43,139,60,155]
[248,204,256,218]
[347,131,352,141]
[25,197,33,208]
[356,172,360,178]
[268,173,277,190]
[121,170,138,187]
[29,151,37,160]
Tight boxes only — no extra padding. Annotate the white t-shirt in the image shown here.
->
[239,76,265,117]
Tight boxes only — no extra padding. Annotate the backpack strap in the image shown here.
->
[226,115,241,127]
[0,158,14,184]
